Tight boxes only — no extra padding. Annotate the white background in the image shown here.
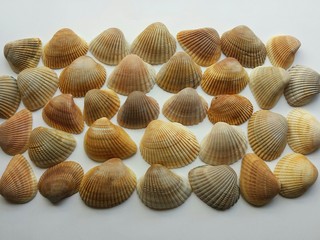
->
[0,0,319,239]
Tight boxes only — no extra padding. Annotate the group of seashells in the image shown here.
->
[0,22,319,210]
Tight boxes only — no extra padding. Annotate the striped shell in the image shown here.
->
[0,75,21,118]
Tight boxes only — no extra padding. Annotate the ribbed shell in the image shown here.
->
[0,75,21,118]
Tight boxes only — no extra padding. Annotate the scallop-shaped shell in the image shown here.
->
[130,22,176,65]
[42,94,84,134]
[274,153,318,198]
[83,89,120,126]
[189,165,240,210]
[284,65,320,107]
[201,57,249,95]
[162,88,208,126]
[28,127,76,168]
[0,75,21,119]
[117,91,159,129]
[266,35,301,69]
[240,153,281,206]
[137,164,191,210]
[4,38,42,73]
[156,52,202,93]
[140,120,199,168]
[42,28,88,69]
[0,154,37,203]
[208,94,253,125]
[107,54,156,96]
[38,161,84,203]
[221,25,267,68]
[84,118,137,162]
[248,110,288,161]
[79,158,137,208]
[249,66,290,110]
[0,109,32,155]
[17,66,59,111]
[89,28,129,65]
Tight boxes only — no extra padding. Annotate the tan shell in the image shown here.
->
[0,154,37,203]
[28,127,76,168]
[176,27,221,67]
[84,118,137,162]
[38,161,84,203]
[107,54,156,95]
[189,165,240,210]
[130,22,176,65]
[249,66,290,109]
[117,91,159,129]
[137,164,191,210]
[240,153,281,206]
[201,57,249,96]
[274,153,318,198]
[42,28,88,69]
[89,28,129,65]
[0,75,21,118]
[140,120,200,168]
[156,52,202,93]
[79,158,136,208]
[17,66,59,111]
[42,94,84,134]
[208,94,253,125]
[248,110,288,161]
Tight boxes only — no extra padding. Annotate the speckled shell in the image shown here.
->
[0,75,21,118]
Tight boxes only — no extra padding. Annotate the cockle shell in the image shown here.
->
[0,154,37,203]
[130,22,176,65]
[79,158,137,208]
[156,51,202,93]
[188,165,240,210]
[28,127,76,168]
[117,91,159,129]
[140,120,200,168]
[84,118,137,162]
[137,164,191,210]
[0,75,21,118]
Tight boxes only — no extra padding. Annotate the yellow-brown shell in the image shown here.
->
[0,75,21,119]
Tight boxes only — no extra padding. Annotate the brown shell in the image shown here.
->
[0,75,21,119]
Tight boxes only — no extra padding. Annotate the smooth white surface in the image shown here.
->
[0,0,320,239]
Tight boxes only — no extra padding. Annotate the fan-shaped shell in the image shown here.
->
[0,75,21,118]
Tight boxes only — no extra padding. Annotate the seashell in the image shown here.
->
[84,118,137,162]
[38,161,84,203]
[4,38,42,73]
[274,153,318,198]
[117,91,159,129]
[42,28,88,69]
[79,158,136,208]
[140,120,199,168]
[0,75,21,119]
[0,109,32,155]
[156,51,202,93]
[107,54,156,95]
[176,27,221,67]
[266,35,301,69]
[221,25,267,68]
[201,57,249,95]
[249,66,290,109]
[248,110,288,161]
[130,22,176,65]
[208,94,253,125]
[240,153,281,206]
[188,165,240,210]
[42,94,84,134]
[59,56,106,97]
[83,89,120,126]
[28,127,76,168]
[89,28,130,65]
[284,65,320,107]
[287,108,320,154]
[162,88,208,126]
[0,154,37,203]
[17,66,59,111]
[137,164,191,210]
[199,122,247,165]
